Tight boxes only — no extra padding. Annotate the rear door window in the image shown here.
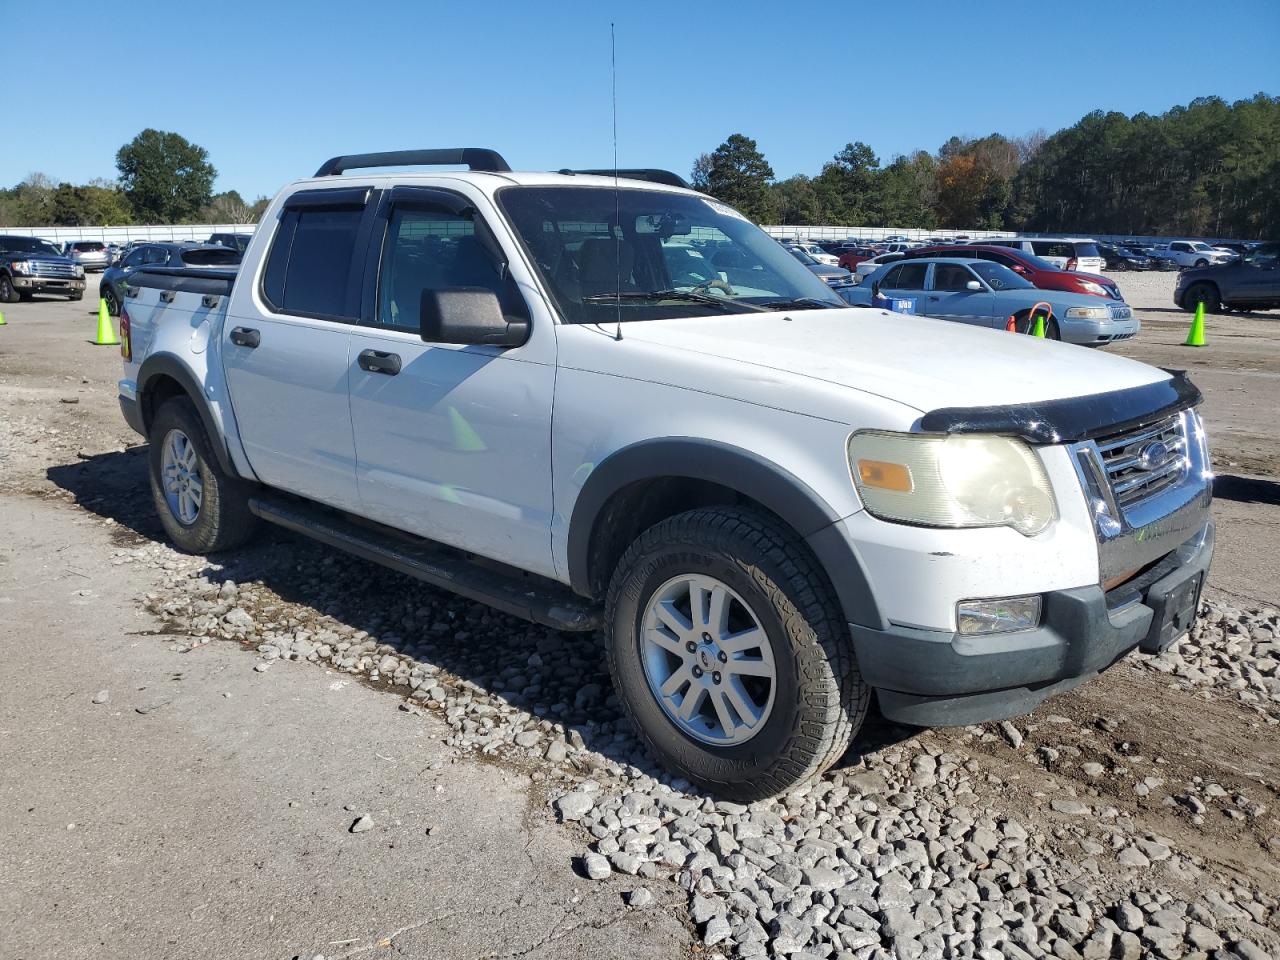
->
[262,188,372,321]
[1031,241,1074,259]
[891,263,928,290]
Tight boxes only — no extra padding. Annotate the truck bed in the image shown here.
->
[127,265,238,298]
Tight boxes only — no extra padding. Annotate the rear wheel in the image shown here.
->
[0,275,19,303]
[148,397,258,553]
[1184,282,1220,313]
[604,506,869,801]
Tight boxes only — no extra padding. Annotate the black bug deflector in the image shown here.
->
[918,372,1202,445]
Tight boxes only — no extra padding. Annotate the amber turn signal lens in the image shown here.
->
[857,459,913,492]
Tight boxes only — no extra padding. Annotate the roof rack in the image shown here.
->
[557,168,690,189]
[314,148,512,178]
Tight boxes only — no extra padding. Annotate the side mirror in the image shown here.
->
[420,288,529,347]
[965,280,982,291]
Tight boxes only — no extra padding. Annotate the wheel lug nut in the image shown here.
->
[712,672,722,684]
[692,666,703,678]
[701,633,711,643]
[717,651,727,663]
[686,641,697,654]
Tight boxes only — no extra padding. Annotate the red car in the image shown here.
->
[837,246,879,272]
[902,245,1123,300]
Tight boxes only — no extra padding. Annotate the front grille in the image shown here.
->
[30,259,76,278]
[1096,412,1188,510]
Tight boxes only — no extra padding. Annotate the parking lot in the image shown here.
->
[2,275,1278,959]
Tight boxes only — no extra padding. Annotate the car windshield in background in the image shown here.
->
[1074,242,1101,257]
[71,242,106,251]
[496,186,844,324]
[970,261,1034,290]
[182,248,242,266]
[0,236,63,255]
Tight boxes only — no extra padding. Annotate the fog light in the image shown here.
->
[957,596,1042,635]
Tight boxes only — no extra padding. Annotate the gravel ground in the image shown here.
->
[2,293,1279,960]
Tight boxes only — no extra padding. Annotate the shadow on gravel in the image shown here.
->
[1214,473,1280,506]
[46,448,917,791]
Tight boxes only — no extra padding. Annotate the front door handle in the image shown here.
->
[358,349,401,375]
[230,327,260,348]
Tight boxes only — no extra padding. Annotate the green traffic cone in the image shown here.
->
[0,310,6,326]
[94,298,120,346]
[1183,300,1206,347]
[1032,313,1046,338]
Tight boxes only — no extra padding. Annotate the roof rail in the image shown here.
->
[558,168,691,189]
[314,148,512,178]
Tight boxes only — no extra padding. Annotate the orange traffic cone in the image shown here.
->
[1005,315,1017,333]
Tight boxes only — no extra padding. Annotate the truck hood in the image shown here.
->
[620,306,1167,414]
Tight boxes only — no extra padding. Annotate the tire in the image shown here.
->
[69,292,83,302]
[148,396,258,554]
[1183,282,1221,313]
[102,286,119,314]
[1013,311,1059,339]
[1194,259,1208,268]
[1113,260,1128,272]
[1045,319,1061,341]
[0,274,17,304]
[604,506,869,801]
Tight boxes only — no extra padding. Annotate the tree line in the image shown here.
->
[692,94,1279,239]
[0,129,267,228]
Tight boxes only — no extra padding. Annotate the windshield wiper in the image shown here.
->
[755,297,843,311]
[581,290,769,313]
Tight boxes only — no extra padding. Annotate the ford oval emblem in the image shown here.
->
[1138,440,1170,472]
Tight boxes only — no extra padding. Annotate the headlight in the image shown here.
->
[74,265,84,278]
[1065,306,1111,319]
[1078,280,1106,295]
[11,260,30,275]
[848,431,1057,536]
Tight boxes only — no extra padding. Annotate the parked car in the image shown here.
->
[787,242,839,266]
[980,237,1105,274]
[903,245,1124,301]
[784,246,857,292]
[1174,242,1280,313]
[837,246,878,272]
[1210,241,1252,259]
[116,148,1212,800]
[99,242,243,315]
[62,240,111,272]
[852,251,905,282]
[1154,241,1234,270]
[1097,243,1152,272]
[207,232,252,253]
[846,258,1139,345]
[0,235,87,302]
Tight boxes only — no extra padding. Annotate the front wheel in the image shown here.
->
[102,286,119,314]
[148,396,258,553]
[1194,259,1209,268]
[605,507,868,801]
[0,275,17,304]
[1113,260,1128,272]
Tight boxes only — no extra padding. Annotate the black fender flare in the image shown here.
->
[136,353,238,476]
[566,438,882,629]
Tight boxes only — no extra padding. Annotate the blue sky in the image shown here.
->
[7,0,1278,200]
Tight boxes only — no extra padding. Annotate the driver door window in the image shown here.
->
[932,264,976,292]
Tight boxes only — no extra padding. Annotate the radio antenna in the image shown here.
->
[611,22,623,341]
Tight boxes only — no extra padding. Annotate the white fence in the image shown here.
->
[0,224,256,244]
[763,225,1014,242]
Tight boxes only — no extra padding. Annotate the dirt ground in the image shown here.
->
[1,280,1277,958]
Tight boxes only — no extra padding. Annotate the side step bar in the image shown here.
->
[247,495,601,632]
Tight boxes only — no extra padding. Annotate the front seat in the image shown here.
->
[577,237,635,298]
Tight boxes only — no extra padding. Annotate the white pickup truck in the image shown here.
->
[116,148,1214,800]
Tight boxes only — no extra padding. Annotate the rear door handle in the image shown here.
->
[358,349,401,375]
[229,327,260,348]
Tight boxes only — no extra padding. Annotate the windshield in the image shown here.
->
[496,186,844,323]
[970,261,1034,290]
[0,236,63,256]
[71,242,106,251]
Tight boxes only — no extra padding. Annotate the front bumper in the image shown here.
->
[11,275,86,293]
[1060,315,1140,345]
[852,521,1213,726]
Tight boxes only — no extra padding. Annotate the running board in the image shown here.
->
[247,495,601,632]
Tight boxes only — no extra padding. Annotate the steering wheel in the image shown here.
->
[691,277,736,296]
